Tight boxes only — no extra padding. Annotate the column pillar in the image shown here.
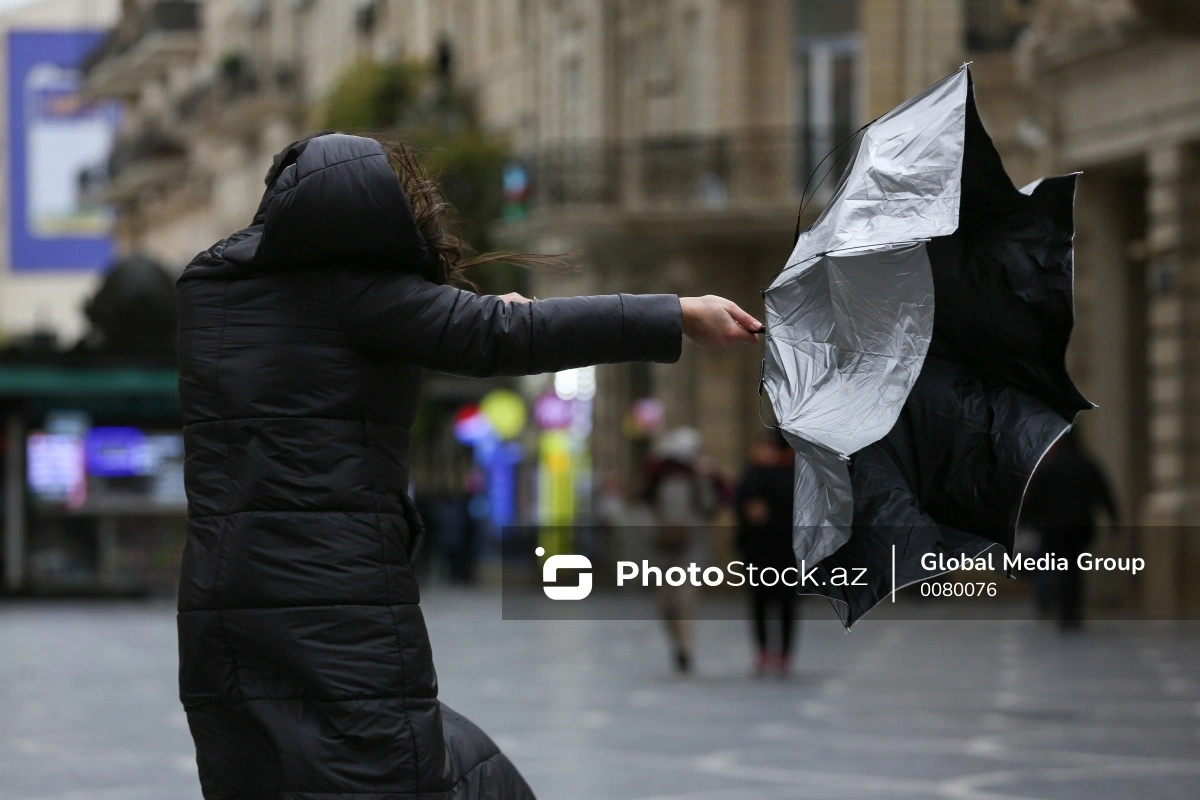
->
[1140,142,1200,615]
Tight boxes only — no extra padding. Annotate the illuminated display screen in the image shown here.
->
[27,427,186,507]
[27,432,86,505]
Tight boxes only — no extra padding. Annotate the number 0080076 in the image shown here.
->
[919,581,997,598]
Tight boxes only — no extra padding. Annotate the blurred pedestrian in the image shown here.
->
[175,132,763,800]
[593,471,630,573]
[420,486,478,584]
[1021,431,1118,631]
[645,426,720,674]
[735,429,799,676]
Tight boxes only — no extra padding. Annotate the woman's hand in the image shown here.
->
[680,295,763,350]
[499,292,532,304]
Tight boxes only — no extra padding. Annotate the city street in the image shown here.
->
[1,1,1199,799]
[1,590,1198,800]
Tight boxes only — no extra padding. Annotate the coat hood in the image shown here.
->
[213,133,441,281]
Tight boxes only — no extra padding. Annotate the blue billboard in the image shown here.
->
[7,30,117,272]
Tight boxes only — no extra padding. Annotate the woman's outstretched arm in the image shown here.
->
[331,266,760,378]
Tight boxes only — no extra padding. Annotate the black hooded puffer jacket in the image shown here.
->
[176,133,683,799]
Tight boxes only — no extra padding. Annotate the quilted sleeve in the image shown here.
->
[331,266,682,377]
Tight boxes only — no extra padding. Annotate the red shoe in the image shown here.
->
[754,650,772,677]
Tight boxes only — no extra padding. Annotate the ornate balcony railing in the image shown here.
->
[79,125,188,205]
[82,1,201,98]
[511,126,855,216]
[175,54,305,133]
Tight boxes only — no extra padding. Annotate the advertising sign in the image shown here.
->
[7,30,116,271]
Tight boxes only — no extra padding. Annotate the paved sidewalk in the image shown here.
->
[1,591,1197,799]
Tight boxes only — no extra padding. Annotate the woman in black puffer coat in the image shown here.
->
[176,133,761,800]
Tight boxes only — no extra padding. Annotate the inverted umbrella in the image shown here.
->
[762,65,1093,627]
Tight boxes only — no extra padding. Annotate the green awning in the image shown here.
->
[0,365,178,397]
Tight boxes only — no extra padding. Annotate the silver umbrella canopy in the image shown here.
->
[762,66,1093,627]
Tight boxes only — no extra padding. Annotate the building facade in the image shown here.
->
[1023,0,1200,615]
[484,0,966,482]
[50,0,1200,611]
[85,1,1073,524]
[82,0,965,482]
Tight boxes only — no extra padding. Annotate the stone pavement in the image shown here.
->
[1,590,1197,799]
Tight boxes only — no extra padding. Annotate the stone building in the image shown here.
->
[88,1,1070,515]
[484,0,968,481]
[1022,0,1200,616]
[82,0,967,479]
[68,0,1199,610]
[81,0,377,267]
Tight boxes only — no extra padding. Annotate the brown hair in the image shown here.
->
[375,138,566,288]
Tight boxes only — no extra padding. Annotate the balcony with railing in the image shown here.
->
[80,125,188,206]
[176,53,306,137]
[508,127,854,232]
[1022,0,1200,70]
[965,0,1032,53]
[82,1,201,100]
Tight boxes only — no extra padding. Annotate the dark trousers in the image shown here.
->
[750,587,797,656]
[1038,526,1092,629]
[1058,562,1084,628]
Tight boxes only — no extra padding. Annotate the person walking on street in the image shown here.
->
[645,427,722,675]
[735,430,799,676]
[1021,431,1118,631]
[175,132,762,800]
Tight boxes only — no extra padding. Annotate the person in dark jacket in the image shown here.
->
[735,429,798,676]
[1020,431,1118,631]
[175,132,762,800]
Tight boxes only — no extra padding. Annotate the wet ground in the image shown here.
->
[2,590,1198,799]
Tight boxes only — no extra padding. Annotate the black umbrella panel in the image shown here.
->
[761,65,1093,627]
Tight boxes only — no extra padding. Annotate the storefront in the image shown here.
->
[1,356,183,595]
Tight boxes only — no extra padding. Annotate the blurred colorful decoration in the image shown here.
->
[452,403,492,445]
[568,397,593,439]
[479,389,526,440]
[501,162,529,221]
[26,432,87,508]
[537,430,575,526]
[532,390,572,430]
[485,441,522,530]
[535,526,574,562]
[7,31,118,271]
[453,400,524,532]
[623,397,665,439]
[84,426,145,477]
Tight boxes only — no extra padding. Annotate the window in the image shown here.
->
[793,0,860,191]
